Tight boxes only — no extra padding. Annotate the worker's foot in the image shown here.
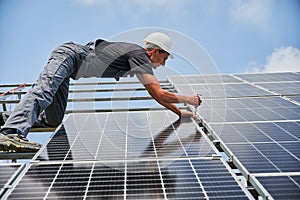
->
[0,129,42,152]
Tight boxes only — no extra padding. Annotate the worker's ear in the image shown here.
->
[153,48,159,54]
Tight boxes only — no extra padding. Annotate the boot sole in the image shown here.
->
[0,135,41,152]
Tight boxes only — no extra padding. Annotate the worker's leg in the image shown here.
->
[37,77,70,127]
[1,45,76,137]
[1,78,69,128]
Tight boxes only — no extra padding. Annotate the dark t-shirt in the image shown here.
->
[75,39,154,80]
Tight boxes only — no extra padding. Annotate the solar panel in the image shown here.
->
[210,121,300,143]
[235,72,300,82]
[199,97,300,123]
[250,175,300,200]
[289,96,300,103]
[35,111,216,162]
[3,72,300,199]
[168,74,242,84]
[173,83,273,98]
[225,142,300,173]
[169,72,300,199]
[257,82,300,95]
[7,159,250,199]
[5,111,252,199]
[0,163,24,198]
[209,121,300,174]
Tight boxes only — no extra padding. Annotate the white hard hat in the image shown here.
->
[144,32,174,59]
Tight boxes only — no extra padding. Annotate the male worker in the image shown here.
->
[0,32,201,152]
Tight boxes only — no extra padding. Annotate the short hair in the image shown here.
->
[145,43,168,54]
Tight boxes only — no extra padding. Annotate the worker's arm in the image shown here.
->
[137,73,201,119]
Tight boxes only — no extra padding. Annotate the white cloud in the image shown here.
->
[246,46,300,73]
[264,46,300,72]
[230,0,271,27]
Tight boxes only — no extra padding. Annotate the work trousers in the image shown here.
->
[1,42,89,136]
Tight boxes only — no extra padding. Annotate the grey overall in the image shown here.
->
[2,42,89,136]
[1,40,153,136]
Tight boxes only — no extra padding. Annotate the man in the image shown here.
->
[0,32,201,152]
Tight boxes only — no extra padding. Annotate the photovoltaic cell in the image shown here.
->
[7,159,249,200]
[199,97,300,123]
[173,83,273,98]
[210,121,300,144]
[289,96,300,103]
[5,110,251,199]
[183,73,300,199]
[235,72,300,82]
[35,111,216,162]
[257,82,300,95]
[0,164,23,198]
[7,72,300,199]
[168,74,242,84]
[225,143,280,173]
[254,175,300,200]
[208,121,300,174]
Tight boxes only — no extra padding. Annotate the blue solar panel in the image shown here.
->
[0,164,24,198]
[257,82,300,95]
[3,72,300,199]
[173,83,273,98]
[199,97,300,123]
[254,175,300,200]
[5,110,252,199]
[7,159,250,199]
[35,111,216,162]
[168,74,242,84]
[167,72,300,199]
[235,72,300,82]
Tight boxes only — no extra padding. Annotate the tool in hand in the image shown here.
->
[194,94,202,116]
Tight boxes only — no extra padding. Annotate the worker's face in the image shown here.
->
[149,49,169,69]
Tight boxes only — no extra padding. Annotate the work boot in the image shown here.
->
[0,129,42,152]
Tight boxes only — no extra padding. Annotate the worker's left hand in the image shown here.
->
[180,110,198,121]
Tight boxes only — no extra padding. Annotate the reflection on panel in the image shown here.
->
[35,111,216,162]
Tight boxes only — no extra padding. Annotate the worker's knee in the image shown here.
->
[44,114,63,127]
[46,119,62,127]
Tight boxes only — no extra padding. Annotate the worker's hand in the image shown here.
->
[189,94,202,107]
[180,110,198,121]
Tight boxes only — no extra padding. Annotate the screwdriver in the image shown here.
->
[194,94,202,116]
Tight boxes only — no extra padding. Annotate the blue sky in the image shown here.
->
[1,0,300,84]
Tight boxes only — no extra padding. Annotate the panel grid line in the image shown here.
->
[124,113,128,200]
[172,119,210,200]
[94,114,108,160]
[149,115,167,199]
[83,162,95,200]
[43,163,63,200]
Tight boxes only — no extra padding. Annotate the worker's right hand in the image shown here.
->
[189,95,202,107]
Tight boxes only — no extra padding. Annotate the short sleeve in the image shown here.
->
[127,53,154,75]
